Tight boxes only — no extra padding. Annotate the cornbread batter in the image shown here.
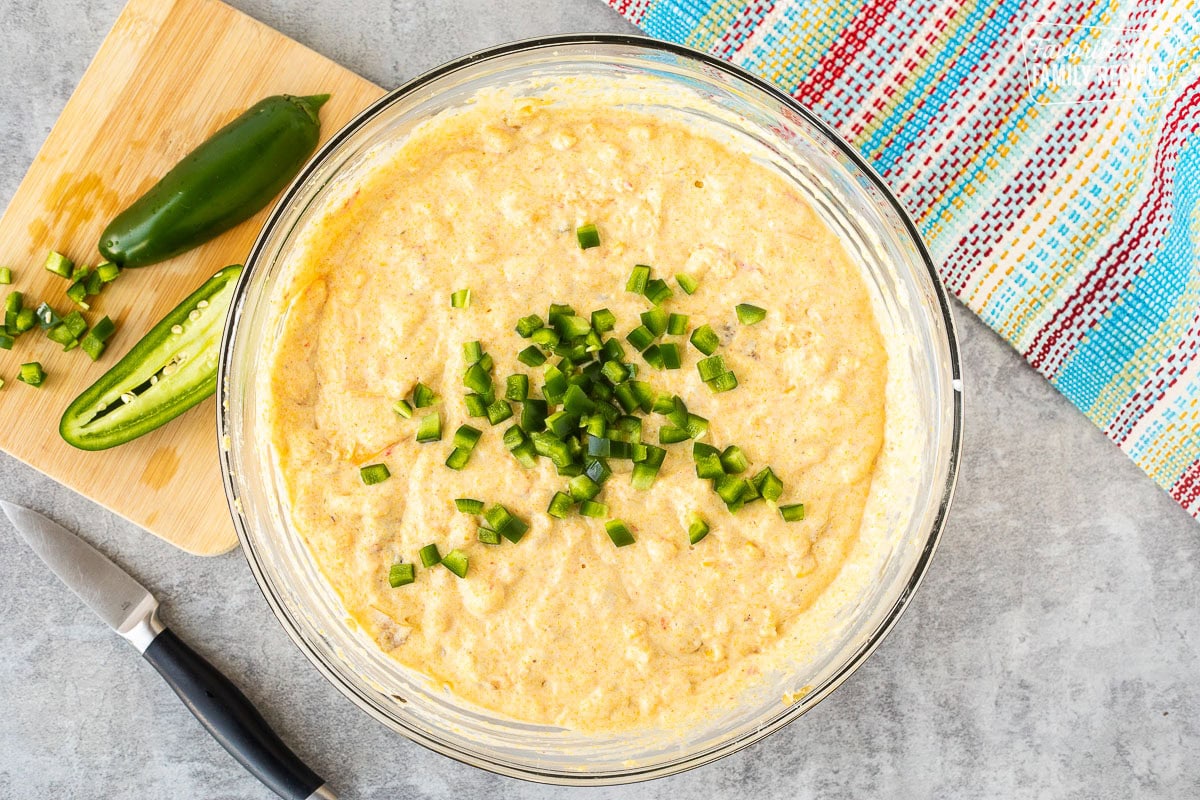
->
[265,88,889,731]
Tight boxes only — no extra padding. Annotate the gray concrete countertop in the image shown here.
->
[1,1,1197,798]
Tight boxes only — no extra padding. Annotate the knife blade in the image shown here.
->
[1,500,336,800]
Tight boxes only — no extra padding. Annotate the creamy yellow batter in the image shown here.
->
[265,91,888,732]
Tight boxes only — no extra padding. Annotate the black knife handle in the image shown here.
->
[143,627,329,800]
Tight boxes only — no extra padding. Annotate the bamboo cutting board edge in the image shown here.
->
[0,0,384,555]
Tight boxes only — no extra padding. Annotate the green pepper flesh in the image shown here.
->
[59,264,242,450]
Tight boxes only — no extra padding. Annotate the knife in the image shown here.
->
[0,499,336,800]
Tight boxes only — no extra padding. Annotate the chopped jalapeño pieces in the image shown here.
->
[80,315,116,361]
[752,467,784,502]
[591,308,616,332]
[418,544,442,568]
[389,256,802,571]
[445,447,471,470]
[579,500,607,518]
[441,549,469,578]
[675,273,699,294]
[689,324,719,355]
[388,563,416,587]
[626,265,651,294]
[779,503,806,522]
[548,491,573,519]
[706,371,739,393]
[485,504,529,543]
[643,278,672,305]
[359,463,391,485]
[516,314,543,337]
[415,412,442,443]
[43,250,74,278]
[735,303,767,325]
[697,355,726,382]
[455,498,485,514]
[17,362,46,387]
[604,519,636,547]
[576,223,601,249]
[412,382,437,408]
[720,445,749,474]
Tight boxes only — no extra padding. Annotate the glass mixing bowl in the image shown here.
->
[217,35,963,784]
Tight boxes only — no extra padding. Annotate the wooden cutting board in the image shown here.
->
[0,0,384,555]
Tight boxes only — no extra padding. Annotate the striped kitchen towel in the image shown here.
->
[607,0,1200,520]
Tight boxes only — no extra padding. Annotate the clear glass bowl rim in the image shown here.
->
[216,33,964,785]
